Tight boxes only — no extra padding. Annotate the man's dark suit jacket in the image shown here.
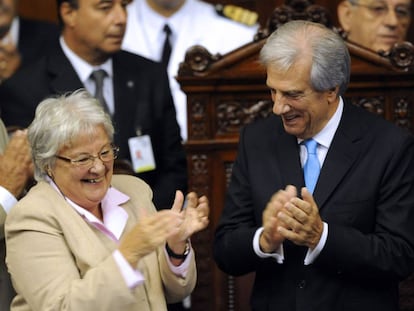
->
[0,43,187,210]
[214,102,414,311]
[17,18,59,68]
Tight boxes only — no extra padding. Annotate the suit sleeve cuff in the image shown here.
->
[163,241,193,278]
[304,222,328,265]
[112,250,145,289]
[253,227,284,263]
[0,186,17,213]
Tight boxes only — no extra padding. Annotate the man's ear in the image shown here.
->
[337,1,354,32]
[327,86,340,104]
[60,2,78,28]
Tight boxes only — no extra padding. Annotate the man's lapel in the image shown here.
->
[314,103,363,209]
[47,46,84,94]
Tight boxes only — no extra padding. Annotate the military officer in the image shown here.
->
[122,0,259,140]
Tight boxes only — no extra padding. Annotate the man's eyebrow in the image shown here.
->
[281,89,305,96]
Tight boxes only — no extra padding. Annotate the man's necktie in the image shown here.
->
[90,69,109,113]
[303,139,320,194]
[161,24,172,68]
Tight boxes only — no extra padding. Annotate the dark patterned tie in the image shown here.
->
[161,24,172,68]
[90,69,109,113]
[303,139,320,194]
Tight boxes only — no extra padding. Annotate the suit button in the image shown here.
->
[298,280,306,289]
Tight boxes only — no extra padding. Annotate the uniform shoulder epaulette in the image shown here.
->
[215,4,258,26]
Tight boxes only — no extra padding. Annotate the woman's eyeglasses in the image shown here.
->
[55,144,119,167]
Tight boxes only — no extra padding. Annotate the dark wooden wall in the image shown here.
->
[18,0,57,23]
[17,0,337,27]
[18,1,333,25]
[17,0,414,42]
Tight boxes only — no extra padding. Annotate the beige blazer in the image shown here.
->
[0,119,9,237]
[5,174,196,311]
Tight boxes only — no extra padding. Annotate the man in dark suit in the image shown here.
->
[0,0,59,82]
[214,20,414,311]
[0,0,187,211]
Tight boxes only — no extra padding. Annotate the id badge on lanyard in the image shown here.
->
[128,127,156,173]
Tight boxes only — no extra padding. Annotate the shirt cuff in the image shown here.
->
[112,250,145,289]
[253,227,284,263]
[0,186,17,213]
[163,242,192,278]
[304,222,328,265]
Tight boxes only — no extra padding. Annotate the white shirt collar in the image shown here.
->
[137,0,192,52]
[298,96,344,149]
[1,17,19,45]
[59,36,113,83]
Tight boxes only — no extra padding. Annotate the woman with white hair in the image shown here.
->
[5,89,209,311]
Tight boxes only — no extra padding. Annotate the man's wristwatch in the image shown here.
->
[166,241,190,260]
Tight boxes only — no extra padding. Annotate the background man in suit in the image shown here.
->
[0,0,59,82]
[337,0,411,52]
[122,0,259,140]
[0,0,187,213]
[214,20,414,311]
[0,120,32,311]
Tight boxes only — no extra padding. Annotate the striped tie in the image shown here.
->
[90,69,109,113]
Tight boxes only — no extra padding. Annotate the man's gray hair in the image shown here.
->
[259,20,351,96]
[28,89,114,181]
